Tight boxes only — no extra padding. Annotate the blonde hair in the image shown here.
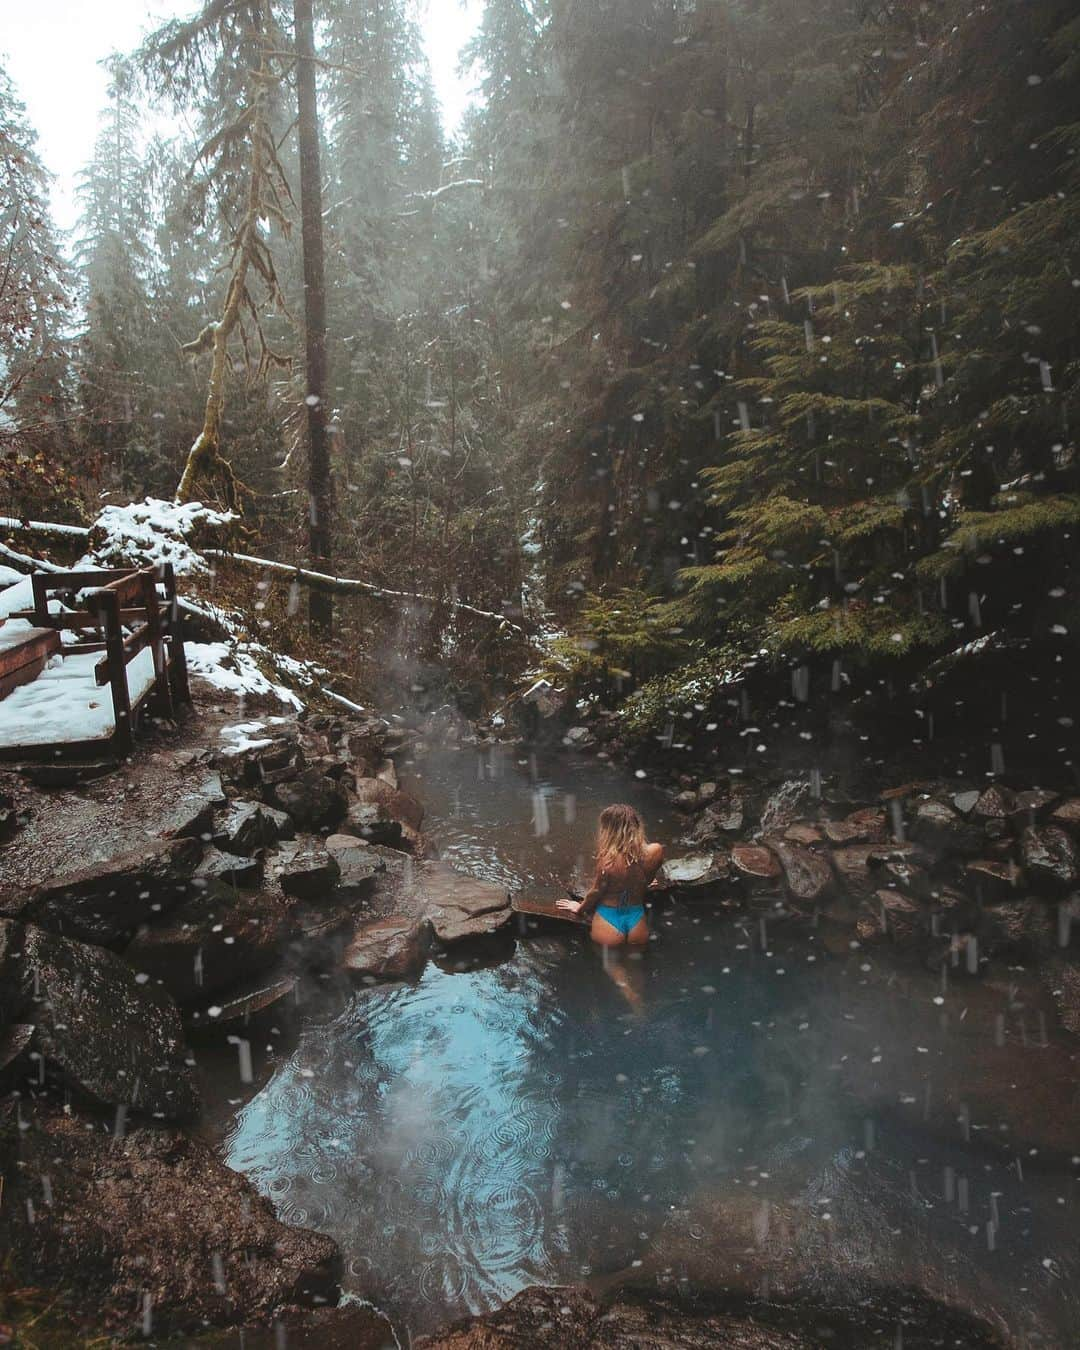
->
[595,803,646,876]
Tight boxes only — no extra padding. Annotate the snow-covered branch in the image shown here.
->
[0,516,91,541]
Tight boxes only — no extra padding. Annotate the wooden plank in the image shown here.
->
[512,895,589,927]
[0,627,60,680]
[100,590,133,755]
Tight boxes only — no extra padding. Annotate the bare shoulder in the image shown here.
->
[645,841,665,865]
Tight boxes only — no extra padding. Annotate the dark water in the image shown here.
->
[214,744,1080,1345]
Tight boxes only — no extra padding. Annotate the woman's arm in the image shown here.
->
[557,869,608,915]
[644,842,665,888]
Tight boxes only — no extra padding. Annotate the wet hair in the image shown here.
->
[595,803,646,876]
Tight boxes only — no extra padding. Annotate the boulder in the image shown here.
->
[783,822,823,845]
[973,784,1017,819]
[767,839,833,903]
[965,858,1023,902]
[160,771,227,841]
[759,780,814,835]
[978,899,1056,958]
[674,789,699,812]
[823,808,888,846]
[1022,825,1078,890]
[0,837,202,947]
[659,852,729,892]
[563,725,594,749]
[19,925,199,1119]
[268,769,348,832]
[1009,789,1059,824]
[731,845,782,893]
[352,777,424,831]
[909,798,980,854]
[342,799,405,849]
[698,781,719,804]
[343,915,430,980]
[215,800,294,854]
[857,890,924,946]
[218,732,303,789]
[1050,798,1080,832]
[193,846,262,889]
[952,789,981,814]
[185,973,298,1031]
[0,1106,340,1337]
[125,892,290,1003]
[419,863,512,943]
[1043,958,1080,1037]
[325,833,385,896]
[831,842,923,900]
[269,841,341,900]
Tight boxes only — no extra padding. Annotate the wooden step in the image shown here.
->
[0,625,61,702]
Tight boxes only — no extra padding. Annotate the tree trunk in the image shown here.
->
[294,0,333,637]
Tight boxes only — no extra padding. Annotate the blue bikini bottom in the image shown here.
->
[595,904,645,936]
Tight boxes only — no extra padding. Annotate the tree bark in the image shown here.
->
[294,0,333,638]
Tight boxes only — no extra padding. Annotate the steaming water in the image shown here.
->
[214,744,1079,1344]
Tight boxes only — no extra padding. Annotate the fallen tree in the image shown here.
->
[203,548,538,644]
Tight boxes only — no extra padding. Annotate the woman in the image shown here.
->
[557,804,664,946]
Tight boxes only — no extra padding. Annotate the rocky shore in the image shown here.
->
[3,681,1078,1345]
[0,686,512,1341]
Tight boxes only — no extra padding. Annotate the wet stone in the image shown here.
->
[0,837,203,947]
[973,784,1017,819]
[660,852,729,891]
[1021,825,1078,890]
[215,800,294,855]
[731,845,782,891]
[857,890,924,946]
[19,924,199,1119]
[343,914,430,980]
[831,842,923,900]
[767,838,833,903]
[823,807,888,846]
[325,833,385,896]
[268,769,348,832]
[193,846,262,889]
[270,841,341,900]
[1049,798,1080,832]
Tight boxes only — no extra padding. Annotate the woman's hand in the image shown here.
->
[556,897,584,914]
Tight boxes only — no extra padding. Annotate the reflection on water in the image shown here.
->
[218,743,1080,1343]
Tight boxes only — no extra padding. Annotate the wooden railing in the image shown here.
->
[10,563,190,754]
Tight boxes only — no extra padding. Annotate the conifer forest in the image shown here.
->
[1,2,1079,1347]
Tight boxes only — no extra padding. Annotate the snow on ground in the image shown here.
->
[90,498,236,575]
[186,642,303,709]
[0,647,156,748]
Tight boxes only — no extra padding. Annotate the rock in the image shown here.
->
[831,842,923,900]
[193,846,262,889]
[0,837,202,947]
[160,771,227,840]
[978,899,1056,957]
[215,800,294,854]
[698,781,718,804]
[343,915,430,980]
[767,839,833,903]
[268,769,348,832]
[325,833,385,896]
[973,784,1016,819]
[418,863,512,943]
[731,845,782,892]
[759,780,814,835]
[0,1105,340,1337]
[674,789,699,812]
[857,890,924,946]
[823,807,888,846]
[1009,788,1059,823]
[18,925,199,1119]
[1021,825,1078,890]
[518,677,567,721]
[219,732,303,788]
[352,777,424,831]
[952,789,981,814]
[375,757,398,788]
[783,822,823,845]
[909,798,980,853]
[563,725,594,749]
[1050,798,1080,832]
[714,794,745,833]
[125,893,290,1003]
[186,973,297,1030]
[343,799,405,849]
[659,853,729,891]
[269,841,341,900]
[965,858,1023,902]
[1044,958,1080,1036]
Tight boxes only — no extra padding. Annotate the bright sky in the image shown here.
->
[1,0,482,236]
